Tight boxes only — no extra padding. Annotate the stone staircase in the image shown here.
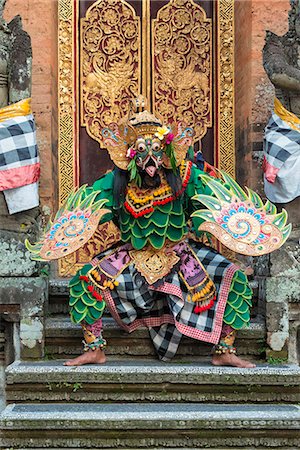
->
[1,279,300,448]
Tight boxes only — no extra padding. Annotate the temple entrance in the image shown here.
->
[57,0,235,275]
[79,0,214,185]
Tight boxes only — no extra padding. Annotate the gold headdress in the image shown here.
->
[102,96,193,170]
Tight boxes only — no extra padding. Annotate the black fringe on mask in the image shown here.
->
[165,168,182,196]
[113,167,128,211]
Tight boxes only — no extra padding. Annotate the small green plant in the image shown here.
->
[72,382,83,392]
[46,381,83,392]
[267,355,288,365]
[40,264,50,277]
[43,347,55,361]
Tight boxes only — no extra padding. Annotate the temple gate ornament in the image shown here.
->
[57,0,235,276]
[152,0,212,142]
[80,0,141,147]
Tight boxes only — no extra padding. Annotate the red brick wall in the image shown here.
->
[235,0,253,186]
[5,0,58,214]
[235,0,289,192]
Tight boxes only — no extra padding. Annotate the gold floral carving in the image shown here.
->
[58,3,75,205]
[218,0,235,177]
[59,221,121,276]
[152,0,212,142]
[58,0,77,276]
[129,247,180,285]
[78,221,121,263]
[80,0,141,147]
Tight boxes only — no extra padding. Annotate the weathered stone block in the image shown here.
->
[0,277,47,307]
[267,331,289,353]
[270,247,298,277]
[266,301,288,333]
[0,239,38,277]
[0,277,48,360]
[265,274,300,303]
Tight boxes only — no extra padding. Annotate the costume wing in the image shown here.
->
[25,185,110,261]
[191,171,291,256]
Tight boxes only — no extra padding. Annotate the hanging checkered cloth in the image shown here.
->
[103,243,237,361]
[0,99,40,214]
[263,103,300,203]
[0,114,39,190]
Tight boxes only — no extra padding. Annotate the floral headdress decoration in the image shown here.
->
[102,96,193,175]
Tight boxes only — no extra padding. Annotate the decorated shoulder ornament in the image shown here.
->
[25,186,110,261]
[192,171,292,256]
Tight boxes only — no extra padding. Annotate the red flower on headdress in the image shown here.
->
[126,147,137,159]
[165,133,174,145]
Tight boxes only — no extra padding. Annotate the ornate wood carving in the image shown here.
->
[217,0,235,177]
[152,0,212,142]
[80,0,141,147]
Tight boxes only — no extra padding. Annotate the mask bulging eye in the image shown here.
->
[136,139,146,152]
[152,141,161,152]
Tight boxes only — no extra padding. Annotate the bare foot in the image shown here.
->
[64,348,106,366]
[212,352,256,368]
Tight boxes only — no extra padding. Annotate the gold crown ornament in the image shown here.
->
[102,97,193,171]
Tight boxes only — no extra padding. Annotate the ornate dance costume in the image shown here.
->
[27,98,291,360]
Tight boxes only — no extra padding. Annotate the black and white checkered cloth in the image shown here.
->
[0,114,39,190]
[105,243,235,361]
[264,112,300,172]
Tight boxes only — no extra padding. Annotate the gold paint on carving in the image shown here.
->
[142,0,151,104]
[217,0,235,177]
[217,0,235,260]
[78,221,121,264]
[129,247,180,285]
[58,0,77,275]
[80,0,141,147]
[152,0,212,143]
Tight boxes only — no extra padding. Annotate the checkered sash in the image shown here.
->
[0,114,40,190]
[103,243,238,359]
[263,112,300,183]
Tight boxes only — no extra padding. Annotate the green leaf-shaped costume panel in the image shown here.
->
[119,199,187,250]
[186,165,216,238]
[92,170,115,224]
[223,270,252,330]
[69,264,106,325]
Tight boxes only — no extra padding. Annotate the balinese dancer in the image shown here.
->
[27,98,291,368]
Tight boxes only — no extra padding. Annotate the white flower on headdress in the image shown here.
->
[155,126,169,140]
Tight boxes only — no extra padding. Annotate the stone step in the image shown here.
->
[5,360,300,404]
[48,278,260,315]
[1,402,299,448]
[45,316,266,359]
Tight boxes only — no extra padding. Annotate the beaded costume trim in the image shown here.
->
[124,160,192,218]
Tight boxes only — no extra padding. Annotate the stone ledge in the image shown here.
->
[1,402,300,428]
[44,316,266,359]
[1,402,299,448]
[6,359,300,385]
[49,278,259,297]
[5,360,300,404]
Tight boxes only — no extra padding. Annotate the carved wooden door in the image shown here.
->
[57,0,235,275]
[79,0,215,184]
